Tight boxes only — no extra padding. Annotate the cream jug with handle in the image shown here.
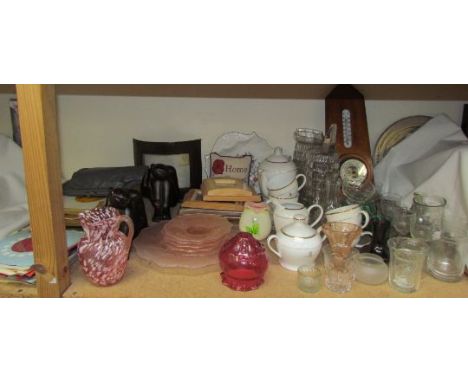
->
[270,200,323,232]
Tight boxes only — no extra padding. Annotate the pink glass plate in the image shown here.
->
[133,217,234,269]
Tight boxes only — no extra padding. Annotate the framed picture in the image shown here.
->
[133,138,202,197]
[9,98,21,146]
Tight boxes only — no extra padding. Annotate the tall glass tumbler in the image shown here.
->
[388,237,429,293]
[410,194,446,241]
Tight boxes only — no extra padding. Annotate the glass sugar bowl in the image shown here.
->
[219,232,269,292]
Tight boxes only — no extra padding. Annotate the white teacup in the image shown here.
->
[268,174,306,198]
[325,204,372,248]
[268,193,299,204]
[263,169,297,192]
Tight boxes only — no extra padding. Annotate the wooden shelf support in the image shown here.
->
[16,85,70,297]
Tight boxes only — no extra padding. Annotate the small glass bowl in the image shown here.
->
[354,253,388,285]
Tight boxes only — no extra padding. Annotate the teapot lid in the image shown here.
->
[267,147,291,163]
[281,214,316,239]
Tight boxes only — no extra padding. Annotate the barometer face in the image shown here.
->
[340,158,368,186]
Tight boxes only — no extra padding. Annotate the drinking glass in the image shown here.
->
[410,194,446,241]
[388,237,429,293]
[427,212,468,282]
[427,238,465,282]
[323,244,357,293]
[392,206,415,236]
[297,265,322,293]
[379,193,400,221]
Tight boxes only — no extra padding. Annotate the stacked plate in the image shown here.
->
[161,214,232,256]
[134,214,233,270]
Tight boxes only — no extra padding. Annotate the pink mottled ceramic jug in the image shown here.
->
[78,207,134,286]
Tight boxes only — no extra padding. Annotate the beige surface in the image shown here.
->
[61,248,468,298]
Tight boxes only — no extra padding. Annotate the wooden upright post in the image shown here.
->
[16,85,70,297]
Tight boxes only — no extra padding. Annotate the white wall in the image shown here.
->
[0,93,466,179]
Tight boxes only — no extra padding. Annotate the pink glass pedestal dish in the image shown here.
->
[219,232,268,291]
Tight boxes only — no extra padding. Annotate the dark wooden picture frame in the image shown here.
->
[133,138,202,197]
[9,98,21,146]
[461,104,468,139]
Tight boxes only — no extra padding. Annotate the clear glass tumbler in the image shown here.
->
[388,237,429,293]
[323,244,358,293]
[297,265,322,293]
[410,193,446,241]
[427,212,468,282]
[392,206,415,236]
[427,238,465,282]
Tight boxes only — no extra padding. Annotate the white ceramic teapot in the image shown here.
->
[267,214,325,271]
[258,147,299,198]
[270,200,323,232]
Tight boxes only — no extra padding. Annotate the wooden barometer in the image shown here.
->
[325,84,373,186]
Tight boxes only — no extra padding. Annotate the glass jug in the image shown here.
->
[78,207,134,286]
[410,193,446,241]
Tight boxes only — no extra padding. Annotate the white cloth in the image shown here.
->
[374,114,468,220]
[0,134,29,239]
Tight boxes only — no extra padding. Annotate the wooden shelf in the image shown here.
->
[0,282,37,298]
[2,84,468,100]
[61,251,468,298]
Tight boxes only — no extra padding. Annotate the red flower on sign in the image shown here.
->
[212,159,225,175]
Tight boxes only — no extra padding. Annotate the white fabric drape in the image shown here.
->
[0,134,29,239]
[374,114,468,220]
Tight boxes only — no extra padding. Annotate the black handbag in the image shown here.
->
[63,166,148,197]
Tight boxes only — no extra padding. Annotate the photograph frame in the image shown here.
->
[133,138,202,197]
